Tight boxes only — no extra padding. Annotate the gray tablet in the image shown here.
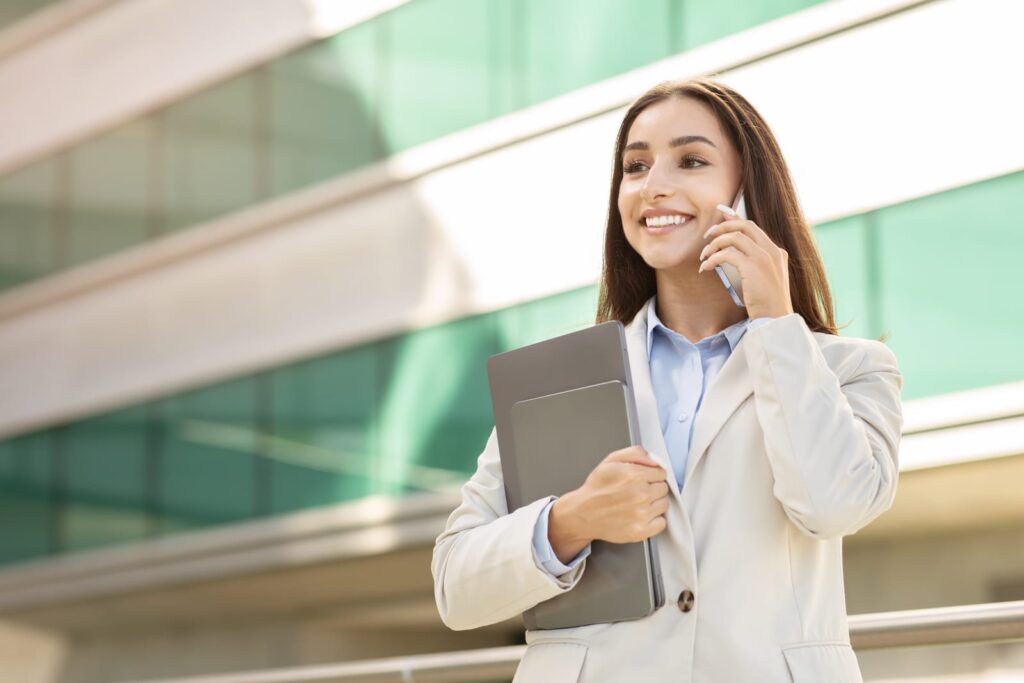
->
[486,321,665,630]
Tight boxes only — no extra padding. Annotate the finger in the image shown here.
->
[705,217,776,253]
[638,464,667,483]
[616,462,666,484]
[699,230,760,263]
[605,446,659,467]
[698,245,746,274]
[649,480,670,498]
[645,515,667,537]
[650,496,670,515]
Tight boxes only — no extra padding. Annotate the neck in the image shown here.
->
[654,266,747,344]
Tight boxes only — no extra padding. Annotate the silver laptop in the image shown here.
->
[487,321,665,630]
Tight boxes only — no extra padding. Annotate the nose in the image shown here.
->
[640,159,675,203]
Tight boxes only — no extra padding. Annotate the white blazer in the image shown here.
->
[432,297,903,683]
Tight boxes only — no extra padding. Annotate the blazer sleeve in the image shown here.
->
[431,427,587,631]
[742,313,904,540]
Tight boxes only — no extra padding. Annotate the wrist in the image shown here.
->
[549,491,593,564]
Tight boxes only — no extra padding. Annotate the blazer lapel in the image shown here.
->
[624,301,680,500]
[683,330,754,488]
[624,296,755,497]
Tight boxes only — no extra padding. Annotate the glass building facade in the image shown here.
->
[2,0,1022,572]
[0,0,827,292]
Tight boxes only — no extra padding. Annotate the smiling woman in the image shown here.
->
[433,76,903,683]
[597,77,836,344]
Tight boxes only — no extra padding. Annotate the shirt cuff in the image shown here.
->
[532,498,592,577]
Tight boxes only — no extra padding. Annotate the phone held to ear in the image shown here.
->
[713,188,746,308]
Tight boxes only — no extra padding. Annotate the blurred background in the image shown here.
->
[0,0,1022,681]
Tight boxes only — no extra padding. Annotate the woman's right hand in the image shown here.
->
[547,446,670,563]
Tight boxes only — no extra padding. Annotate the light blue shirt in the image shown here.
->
[531,296,774,577]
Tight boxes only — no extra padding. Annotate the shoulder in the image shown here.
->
[812,329,899,382]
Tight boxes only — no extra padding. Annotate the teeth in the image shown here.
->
[644,215,691,227]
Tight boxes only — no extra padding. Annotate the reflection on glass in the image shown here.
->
[375,313,501,497]
[61,406,151,552]
[0,431,53,562]
[0,159,57,289]
[270,346,377,511]
[162,72,262,233]
[66,120,154,267]
[380,0,492,152]
[0,0,56,31]
[522,0,672,107]
[269,21,384,197]
[159,378,260,530]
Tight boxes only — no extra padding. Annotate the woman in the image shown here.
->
[432,77,903,683]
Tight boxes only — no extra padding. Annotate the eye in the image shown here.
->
[623,155,707,174]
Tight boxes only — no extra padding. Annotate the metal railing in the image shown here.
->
[122,600,1024,683]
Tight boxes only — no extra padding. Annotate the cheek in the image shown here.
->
[617,182,634,217]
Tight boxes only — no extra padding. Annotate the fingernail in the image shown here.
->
[717,203,736,216]
[699,247,707,260]
[704,224,717,239]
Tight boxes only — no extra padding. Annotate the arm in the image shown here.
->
[431,428,588,631]
[743,314,904,539]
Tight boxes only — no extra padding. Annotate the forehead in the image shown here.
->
[625,96,724,147]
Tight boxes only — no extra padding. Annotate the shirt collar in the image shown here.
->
[645,295,750,358]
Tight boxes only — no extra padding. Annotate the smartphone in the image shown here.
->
[714,188,746,308]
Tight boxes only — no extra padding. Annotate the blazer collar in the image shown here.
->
[624,295,755,498]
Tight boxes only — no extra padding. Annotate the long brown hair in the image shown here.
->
[595,76,839,336]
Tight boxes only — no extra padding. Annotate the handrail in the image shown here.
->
[122,600,1024,683]
[848,599,1024,649]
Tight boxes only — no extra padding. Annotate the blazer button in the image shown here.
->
[677,589,695,613]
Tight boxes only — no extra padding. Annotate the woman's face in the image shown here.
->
[618,96,742,272]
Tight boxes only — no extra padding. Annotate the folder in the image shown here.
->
[487,321,665,630]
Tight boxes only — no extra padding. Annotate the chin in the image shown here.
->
[628,230,700,265]
[634,243,699,271]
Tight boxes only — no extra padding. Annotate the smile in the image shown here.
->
[642,215,693,234]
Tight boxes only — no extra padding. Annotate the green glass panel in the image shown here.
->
[61,407,150,552]
[0,0,54,30]
[0,431,53,563]
[161,72,261,233]
[269,345,377,512]
[66,119,154,267]
[488,0,523,116]
[376,313,500,495]
[159,378,259,528]
[522,0,671,107]
[269,20,384,196]
[878,172,1024,400]
[816,216,873,340]
[0,159,56,290]
[495,285,600,351]
[380,0,493,152]
[673,0,824,51]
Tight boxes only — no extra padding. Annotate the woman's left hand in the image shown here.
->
[697,208,795,320]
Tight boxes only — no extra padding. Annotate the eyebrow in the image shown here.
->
[623,135,718,154]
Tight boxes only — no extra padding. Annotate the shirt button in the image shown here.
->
[677,589,695,613]
[677,413,689,422]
